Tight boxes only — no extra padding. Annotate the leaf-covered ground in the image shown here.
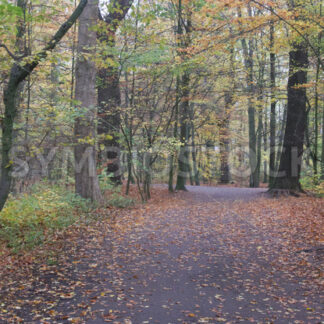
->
[0,186,323,323]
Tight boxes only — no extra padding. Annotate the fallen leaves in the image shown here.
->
[59,292,75,299]
[0,187,323,323]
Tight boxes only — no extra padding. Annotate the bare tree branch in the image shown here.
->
[0,42,25,60]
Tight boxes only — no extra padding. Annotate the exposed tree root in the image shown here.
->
[267,189,302,197]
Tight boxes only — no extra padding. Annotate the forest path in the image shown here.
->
[180,185,267,202]
[0,186,322,323]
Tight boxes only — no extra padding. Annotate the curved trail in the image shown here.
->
[0,187,322,323]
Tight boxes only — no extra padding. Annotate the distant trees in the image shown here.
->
[0,0,88,211]
[0,0,323,208]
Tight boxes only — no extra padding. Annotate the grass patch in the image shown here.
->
[0,182,92,253]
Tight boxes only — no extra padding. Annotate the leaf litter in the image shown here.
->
[0,186,323,323]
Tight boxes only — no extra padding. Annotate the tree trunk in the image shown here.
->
[175,1,191,191]
[241,6,257,187]
[168,87,179,192]
[256,49,266,188]
[220,39,235,185]
[313,36,321,177]
[256,110,262,187]
[74,0,102,201]
[124,69,135,195]
[305,113,315,170]
[246,46,257,188]
[271,42,308,191]
[263,105,268,183]
[269,20,277,186]
[97,33,122,184]
[190,119,200,186]
[175,72,190,191]
[97,0,133,184]
[219,92,232,184]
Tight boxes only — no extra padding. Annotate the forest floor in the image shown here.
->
[0,185,323,323]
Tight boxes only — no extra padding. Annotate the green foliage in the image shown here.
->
[107,193,134,208]
[0,0,23,69]
[98,170,117,191]
[0,0,23,29]
[300,174,324,197]
[124,45,171,68]
[99,172,134,208]
[0,183,91,253]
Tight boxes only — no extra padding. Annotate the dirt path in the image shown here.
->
[0,187,322,323]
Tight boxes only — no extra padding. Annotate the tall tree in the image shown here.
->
[189,104,200,186]
[97,0,133,184]
[175,1,192,191]
[74,0,102,201]
[219,92,232,184]
[220,41,235,184]
[313,19,322,178]
[271,41,308,192]
[0,0,88,211]
[270,0,310,193]
[240,5,258,188]
[255,54,266,188]
[269,19,277,186]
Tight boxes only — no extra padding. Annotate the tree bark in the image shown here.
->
[240,5,257,187]
[275,103,287,171]
[97,0,133,184]
[220,39,235,185]
[271,42,308,191]
[97,33,122,184]
[168,81,179,192]
[256,110,262,186]
[175,1,191,191]
[74,0,102,201]
[219,92,232,184]
[175,71,190,191]
[269,20,277,186]
[313,30,321,177]
[263,105,268,183]
[190,117,200,186]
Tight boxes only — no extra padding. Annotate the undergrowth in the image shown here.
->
[0,183,92,253]
[300,174,324,197]
[99,171,134,208]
